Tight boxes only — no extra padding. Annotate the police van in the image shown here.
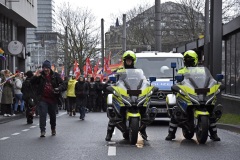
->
[135,51,184,120]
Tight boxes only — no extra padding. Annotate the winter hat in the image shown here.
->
[26,70,33,78]
[42,60,51,69]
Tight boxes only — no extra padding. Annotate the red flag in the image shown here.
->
[61,66,65,80]
[104,57,111,74]
[73,60,81,79]
[108,51,112,65]
[84,58,92,77]
[93,59,100,76]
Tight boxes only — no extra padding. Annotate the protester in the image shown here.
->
[75,76,89,120]
[1,70,14,117]
[88,77,97,112]
[21,70,37,124]
[95,77,104,112]
[66,75,77,116]
[30,60,66,137]
[13,71,24,114]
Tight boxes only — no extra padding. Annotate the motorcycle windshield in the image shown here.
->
[183,67,216,88]
[118,69,148,90]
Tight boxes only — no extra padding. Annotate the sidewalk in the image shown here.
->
[0,113,25,124]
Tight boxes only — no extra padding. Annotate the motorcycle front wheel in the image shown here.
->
[196,116,209,144]
[129,117,139,145]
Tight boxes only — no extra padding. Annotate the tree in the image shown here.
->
[107,0,240,52]
[56,2,100,75]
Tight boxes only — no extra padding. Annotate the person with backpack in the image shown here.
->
[75,76,89,120]
[21,71,37,124]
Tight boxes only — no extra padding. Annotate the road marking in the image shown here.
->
[108,142,116,156]
[30,126,36,128]
[22,129,30,132]
[0,137,10,140]
[12,133,20,136]
[108,146,116,156]
[57,112,66,117]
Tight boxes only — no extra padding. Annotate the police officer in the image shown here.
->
[105,50,148,141]
[165,50,221,141]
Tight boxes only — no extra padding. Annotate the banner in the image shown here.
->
[73,60,81,79]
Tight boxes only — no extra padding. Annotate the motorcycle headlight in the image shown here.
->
[121,95,131,106]
[137,96,147,106]
[205,93,215,105]
[188,94,200,105]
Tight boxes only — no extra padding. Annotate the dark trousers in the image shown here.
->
[76,96,87,118]
[1,104,12,115]
[88,94,96,111]
[67,97,76,113]
[38,101,57,132]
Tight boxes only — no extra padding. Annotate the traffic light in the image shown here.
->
[26,52,31,57]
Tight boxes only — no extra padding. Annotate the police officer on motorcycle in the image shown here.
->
[105,50,148,141]
[165,50,221,141]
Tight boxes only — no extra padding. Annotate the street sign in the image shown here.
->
[8,40,23,55]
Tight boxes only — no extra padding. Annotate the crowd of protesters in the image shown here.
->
[0,60,113,137]
[0,69,26,117]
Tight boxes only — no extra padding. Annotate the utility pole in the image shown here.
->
[122,14,126,52]
[204,0,210,68]
[155,0,162,52]
[101,19,104,70]
[64,26,68,76]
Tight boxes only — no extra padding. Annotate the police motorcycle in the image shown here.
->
[166,64,224,144]
[106,69,158,145]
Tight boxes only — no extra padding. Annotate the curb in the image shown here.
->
[0,114,25,124]
[217,123,240,134]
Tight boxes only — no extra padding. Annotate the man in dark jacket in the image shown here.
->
[95,77,104,112]
[75,76,89,120]
[31,60,67,137]
[88,77,97,112]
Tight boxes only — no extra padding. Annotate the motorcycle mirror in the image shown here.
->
[149,77,156,82]
[216,74,224,81]
[106,86,114,92]
[171,85,180,92]
[109,77,117,83]
[175,75,184,82]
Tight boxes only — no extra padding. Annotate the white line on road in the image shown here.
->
[108,146,116,156]
[0,137,10,140]
[22,129,30,132]
[30,126,36,128]
[12,133,20,136]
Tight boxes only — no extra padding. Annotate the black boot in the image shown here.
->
[105,133,112,141]
[105,124,115,141]
[210,133,221,141]
[165,132,176,141]
[140,125,148,140]
[209,121,220,141]
[165,126,177,141]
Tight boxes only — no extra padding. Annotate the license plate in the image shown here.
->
[157,108,167,113]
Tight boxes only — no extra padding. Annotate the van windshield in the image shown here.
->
[135,57,184,78]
